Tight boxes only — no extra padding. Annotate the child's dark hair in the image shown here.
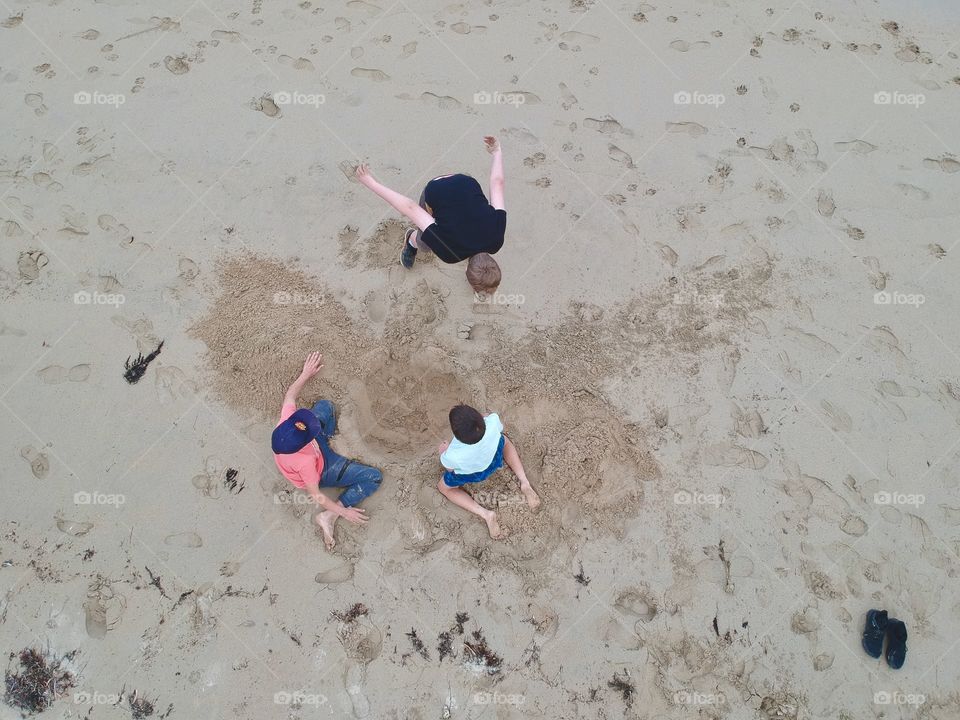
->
[449,404,485,444]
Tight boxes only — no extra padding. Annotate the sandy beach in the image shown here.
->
[2,0,960,718]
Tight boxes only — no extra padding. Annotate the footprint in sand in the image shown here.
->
[84,588,109,639]
[338,160,358,182]
[2,12,24,28]
[450,22,486,34]
[785,326,840,356]
[613,588,658,622]
[84,578,122,639]
[584,116,629,135]
[350,67,390,82]
[731,403,765,438]
[315,562,354,584]
[155,364,198,402]
[24,93,48,116]
[819,400,853,432]
[923,156,960,173]
[669,39,710,52]
[558,30,599,51]
[363,291,388,324]
[608,144,634,168]
[37,365,91,384]
[347,0,381,15]
[164,532,203,548]
[703,442,768,469]
[251,95,279,117]
[559,82,578,110]
[211,29,242,42]
[834,139,876,154]
[878,380,920,398]
[18,251,48,282]
[20,446,50,478]
[178,257,199,280]
[3,220,23,237]
[334,16,351,32]
[654,242,678,267]
[666,121,707,137]
[862,256,888,290]
[895,182,929,200]
[0,322,26,336]
[72,155,111,176]
[401,41,417,57]
[816,190,836,217]
[278,54,315,71]
[56,517,94,536]
[163,55,190,74]
[420,92,461,110]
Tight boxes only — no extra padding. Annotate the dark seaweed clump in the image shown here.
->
[463,630,502,674]
[4,647,76,714]
[123,341,164,384]
[128,690,155,718]
[223,468,244,494]
[331,603,368,623]
[608,670,635,707]
[406,629,430,660]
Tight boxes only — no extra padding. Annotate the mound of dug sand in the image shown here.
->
[191,254,661,538]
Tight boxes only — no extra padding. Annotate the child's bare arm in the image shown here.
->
[282,351,324,406]
[355,164,436,230]
[484,136,505,210]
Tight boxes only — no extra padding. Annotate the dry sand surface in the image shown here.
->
[2,0,960,718]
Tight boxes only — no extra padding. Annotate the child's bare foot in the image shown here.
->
[482,510,503,540]
[315,511,338,550]
[521,484,541,512]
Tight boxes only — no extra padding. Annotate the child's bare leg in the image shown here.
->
[437,477,502,539]
[503,437,541,511]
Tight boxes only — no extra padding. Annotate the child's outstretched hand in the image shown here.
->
[354,163,376,186]
[300,351,324,379]
[483,136,501,154]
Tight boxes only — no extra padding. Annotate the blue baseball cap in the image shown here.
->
[271,409,321,454]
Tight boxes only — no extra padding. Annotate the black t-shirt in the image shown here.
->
[420,174,506,264]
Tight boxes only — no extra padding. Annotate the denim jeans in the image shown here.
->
[311,400,382,507]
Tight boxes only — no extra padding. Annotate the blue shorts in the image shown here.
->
[442,436,506,487]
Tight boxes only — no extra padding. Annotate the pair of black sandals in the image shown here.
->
[861,609,907,669]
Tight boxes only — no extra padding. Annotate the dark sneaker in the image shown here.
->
[400,229,418,268]
[885,619,907,669]
[861,609,888,658]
